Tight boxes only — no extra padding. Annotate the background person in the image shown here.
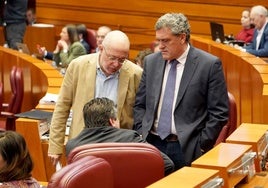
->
[95,26,112,52]
[37,24,87,67]
[244,5,268,57]
[66,97,174,176]
[48,30,143,166]
[235,9,255,44]
[76,24,91,54]
[26,8,36,25]
[2,0,27,49]
[133,13,229,170]
[133,48,153,68]
[0,131,40,188]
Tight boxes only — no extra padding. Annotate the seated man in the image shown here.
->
[244,5,268,57]
[66,97,174,176]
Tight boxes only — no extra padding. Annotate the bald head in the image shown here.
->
[102,30,130,51]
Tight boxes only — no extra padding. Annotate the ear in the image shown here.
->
[99,44,104,51]
[109,118,120,128]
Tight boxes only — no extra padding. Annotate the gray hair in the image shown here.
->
[155,13,191,42]
[251,5,268,17]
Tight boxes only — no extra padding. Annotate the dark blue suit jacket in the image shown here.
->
[133,46,229,165]
[45,51,53,60]
[245,23,268,57]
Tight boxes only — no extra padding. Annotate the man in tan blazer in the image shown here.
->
[48,30,143,165]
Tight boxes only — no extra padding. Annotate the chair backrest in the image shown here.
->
[1,66,24,130]
[86,29,97,53]
[215,92,237,145]
[48,156,114,188]
[12,67,24,114]
[6,66,17,112]
[68,143,165,188]
[6,66,24,114]
[0,82,2,112]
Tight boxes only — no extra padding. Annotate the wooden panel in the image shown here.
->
[32,0,263,60]
[16,118,66,182]
[190,35,268,128]
[16,118,47,181]
[147,167,220,187]
[24,25,57,54]
[0,46,63,112]
[192,143,253,188]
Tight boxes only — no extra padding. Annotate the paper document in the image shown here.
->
[39,93,59,104]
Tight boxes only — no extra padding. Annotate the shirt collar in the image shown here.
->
[176,43,190,65]
[258,20,268,33]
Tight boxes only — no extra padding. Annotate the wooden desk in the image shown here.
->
[226,123,268,172]
[36,104,56,111]
[236,173,268,188]
[16,118,66,182]
[191,36,268,127]
[23,25,57,55]
[192,143,254,188]
[147,167,222,188]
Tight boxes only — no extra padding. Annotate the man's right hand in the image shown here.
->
[48,153,61,167]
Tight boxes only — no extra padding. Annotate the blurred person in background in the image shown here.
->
[133,48,153,68]
[95,26,111,52]
[77,24,91,54]
[26,8,36,25]
[2,0,28,49]
[235,9,255,44]
[37,24,87,67]
[244,5,268,57]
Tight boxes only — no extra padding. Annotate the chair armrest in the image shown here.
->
[1,111,15,118]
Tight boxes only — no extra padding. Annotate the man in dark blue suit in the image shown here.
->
[244,5,268,57]
[133,13,229,170]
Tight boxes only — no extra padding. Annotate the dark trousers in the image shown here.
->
[147,133,186,170]
[4,22,26,50]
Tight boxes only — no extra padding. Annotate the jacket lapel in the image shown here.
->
[260,24,268,48]
[86,59,97,100]
[117,63,130,116]
[175,47,198,107]
[153,56,166,110]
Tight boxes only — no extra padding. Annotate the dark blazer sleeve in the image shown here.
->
[245,25,268,57]
[133,53,165,137]
[133,63,147,134]
[45,51,53,60]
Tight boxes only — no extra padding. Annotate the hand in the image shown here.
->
[58,40,68,50]
[37,45,47,56]
[48,153,61,166]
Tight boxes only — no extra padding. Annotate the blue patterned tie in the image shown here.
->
[157,59,179,139]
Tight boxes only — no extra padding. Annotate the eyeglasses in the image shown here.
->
[102,46,127,64]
